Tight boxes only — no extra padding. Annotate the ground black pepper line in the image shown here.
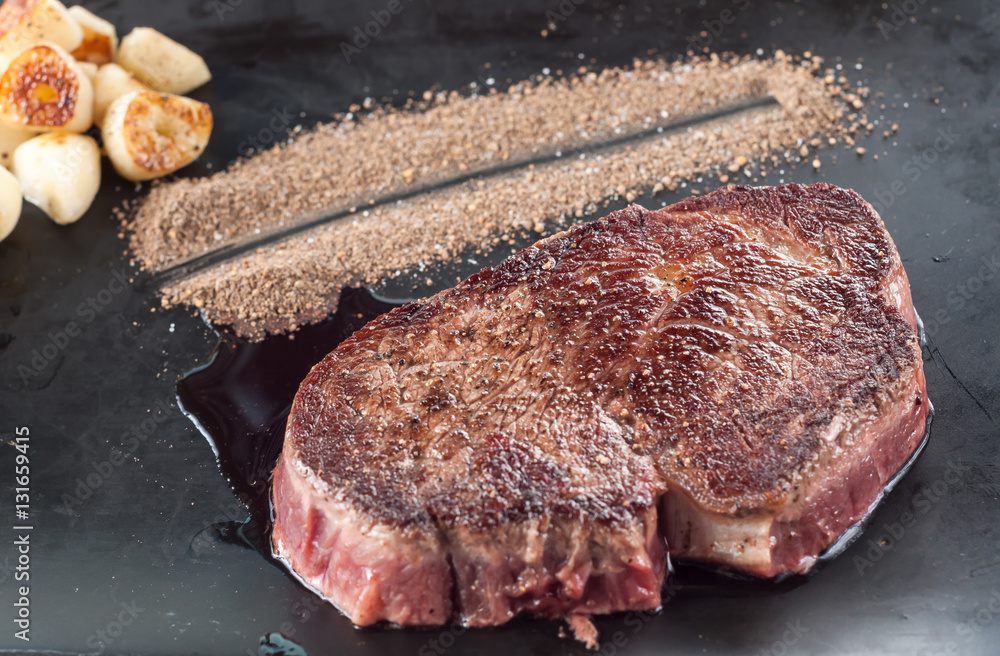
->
[127,52,869,339]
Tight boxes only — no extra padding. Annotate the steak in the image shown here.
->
[271,183,929,637]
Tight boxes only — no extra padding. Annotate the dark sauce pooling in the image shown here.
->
[177,288,399,537]
[177,288,933,598]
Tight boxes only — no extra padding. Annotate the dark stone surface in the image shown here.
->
[0,0,998,653]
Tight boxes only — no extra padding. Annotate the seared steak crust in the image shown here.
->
[272,183,928,628]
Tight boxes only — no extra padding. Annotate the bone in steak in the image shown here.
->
[271,183,929,636]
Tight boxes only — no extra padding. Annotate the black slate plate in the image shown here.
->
[1,1,999,654]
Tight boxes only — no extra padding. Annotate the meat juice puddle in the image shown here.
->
[177,287,400,537]
[176,288,935,615]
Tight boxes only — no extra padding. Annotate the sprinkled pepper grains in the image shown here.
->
[125,52,865,339]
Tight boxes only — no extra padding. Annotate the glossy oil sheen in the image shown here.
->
[177,287,399,535]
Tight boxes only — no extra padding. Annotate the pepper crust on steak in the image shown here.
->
[272,183,929,629]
